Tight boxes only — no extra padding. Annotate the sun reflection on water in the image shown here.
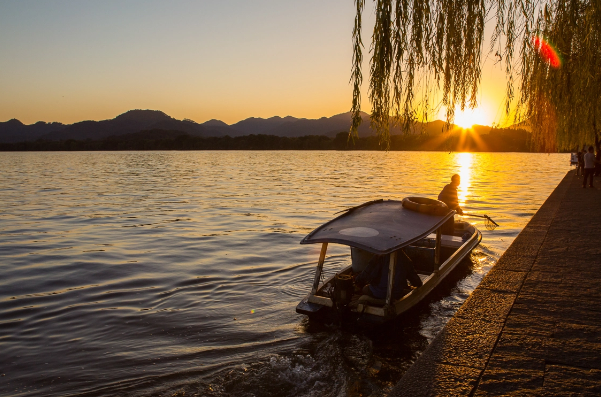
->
[456,152,473,206]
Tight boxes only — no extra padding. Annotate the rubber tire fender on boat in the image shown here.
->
[402,197,450,216]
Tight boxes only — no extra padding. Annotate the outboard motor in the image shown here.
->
[333,273,354,307]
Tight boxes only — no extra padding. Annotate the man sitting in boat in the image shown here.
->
[355,250,422,301]
[438,174,463,234]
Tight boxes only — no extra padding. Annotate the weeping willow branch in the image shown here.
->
[351,0,601,151]
[350,0,365,143]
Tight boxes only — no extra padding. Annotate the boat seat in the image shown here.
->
[425,233,465,249]
[352,294,386,307]
[351,287,414,308]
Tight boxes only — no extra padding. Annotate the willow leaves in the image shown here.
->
[351,0,601,151]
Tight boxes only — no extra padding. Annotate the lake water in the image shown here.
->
[0,151,570,396]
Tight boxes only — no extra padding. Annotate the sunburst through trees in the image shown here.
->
[350,0,601,151]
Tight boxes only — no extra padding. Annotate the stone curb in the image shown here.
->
[389,170,592,396]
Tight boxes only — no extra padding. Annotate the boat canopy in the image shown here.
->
[300,199,454,254]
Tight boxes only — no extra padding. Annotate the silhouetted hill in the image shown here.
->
[202,119,229,127]
[217,112,381,137]
[39,110,218,141]
[114,109,172,123]
[0,110,380,143]
[0,119,66,143]
[200,119,239,137]
[1,109,531,151]
[259,112,380,138]
[229,115,299,136]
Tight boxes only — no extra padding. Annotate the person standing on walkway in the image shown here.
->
[595,135,601,177]
[438,174,463,233]
[578,144,587,176]
[583,146,596,188]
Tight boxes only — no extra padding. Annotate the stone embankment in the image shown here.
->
[390,170,601,396]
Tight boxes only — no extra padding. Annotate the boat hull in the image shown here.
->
[296,226,482,323]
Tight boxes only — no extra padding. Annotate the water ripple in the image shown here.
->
[0,151,570,396]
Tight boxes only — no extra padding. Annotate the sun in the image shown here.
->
[453,107,486,129]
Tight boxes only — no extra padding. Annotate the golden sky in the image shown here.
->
[0,1,508,127]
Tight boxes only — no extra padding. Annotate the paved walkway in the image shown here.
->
[390,170,601,396]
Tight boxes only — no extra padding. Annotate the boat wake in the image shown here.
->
[157,331,393,397]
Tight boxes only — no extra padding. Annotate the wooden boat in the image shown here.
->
[296,198,482,323]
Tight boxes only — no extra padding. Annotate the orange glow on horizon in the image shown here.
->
[453,107,487,129]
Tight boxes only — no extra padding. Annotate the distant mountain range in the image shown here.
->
[0,109,478,143]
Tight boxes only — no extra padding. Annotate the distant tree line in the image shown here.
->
[0,127,537,152]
